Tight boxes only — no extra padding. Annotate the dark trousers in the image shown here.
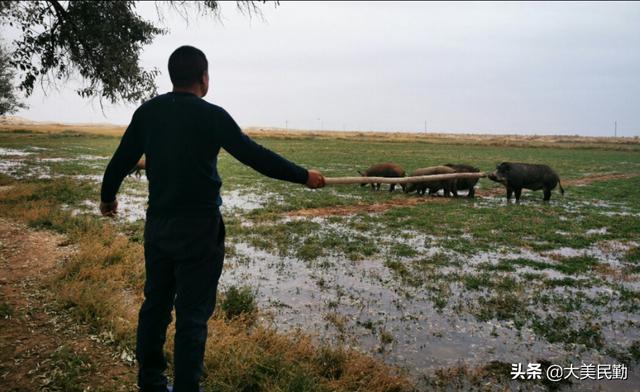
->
[136,215,225,392]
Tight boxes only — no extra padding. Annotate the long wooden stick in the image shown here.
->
[324,172,487,185]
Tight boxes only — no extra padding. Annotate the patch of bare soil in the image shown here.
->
[0,219,135,391]
[286,172,640,217]
[562,172,640,186]
[286,196,452,217]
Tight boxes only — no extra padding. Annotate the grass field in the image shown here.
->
[1,124,639,391]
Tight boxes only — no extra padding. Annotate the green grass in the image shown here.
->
[626,246,640,264]
[42,346,92,392]
[531,315,604,349]
[554,255,598,275]
[0,302,13,318]
[544,277,592,288]
[630,341,640,363]
[1,129,640,390]
[221,285,257,320]
[500,256,600,276]
[463,273,492,290]
[475,292,531,329]
[477,261,516,272]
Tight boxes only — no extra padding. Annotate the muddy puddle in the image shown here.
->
[0,147,35,156]
[0,147,110,180]
[219,188,277,212]
[67,184,284,222]
[220,240,640,388]
[219,200,640,390]
[0,158,52,179]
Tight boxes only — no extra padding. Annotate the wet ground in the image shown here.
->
[2,145,639,390]
[218,230,639,373]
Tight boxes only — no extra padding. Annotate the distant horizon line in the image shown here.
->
[246,126,639,138]
[1,115,637,138]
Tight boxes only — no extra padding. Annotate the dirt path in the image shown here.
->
[0,219,135,391]
[286,172,640,217]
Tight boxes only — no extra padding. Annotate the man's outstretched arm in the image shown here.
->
[218,110,324,188]
[100,113,144,216]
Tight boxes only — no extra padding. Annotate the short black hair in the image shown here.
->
[168,46,208,87]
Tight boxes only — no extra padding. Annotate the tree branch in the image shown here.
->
[47,0,66,19]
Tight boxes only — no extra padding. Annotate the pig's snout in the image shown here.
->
[488,171,506,184]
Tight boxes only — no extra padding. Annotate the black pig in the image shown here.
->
[488,162,565,202]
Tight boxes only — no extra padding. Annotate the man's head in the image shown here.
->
[168,45,209,97]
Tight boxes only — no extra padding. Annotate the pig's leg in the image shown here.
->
[389,183,396,192]
[515,188,522,203]
[506,187,513,201]
[543,188,551,201]
[468,187,475,198]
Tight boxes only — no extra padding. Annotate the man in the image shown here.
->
[100,45,325,392]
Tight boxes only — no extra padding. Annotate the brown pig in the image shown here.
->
[357,162,406,192]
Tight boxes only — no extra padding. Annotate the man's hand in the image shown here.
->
[100,200,118,217]
[306,170,325,189]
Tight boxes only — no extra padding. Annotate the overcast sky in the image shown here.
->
[8,1,640,136]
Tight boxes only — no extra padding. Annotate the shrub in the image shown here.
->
[221,285,257,320]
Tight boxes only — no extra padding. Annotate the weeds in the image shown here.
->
[475,292,530,329]
[0,302,13,318]
[531,315,604,349]
[41,346,92,392]
[221,285,257,320]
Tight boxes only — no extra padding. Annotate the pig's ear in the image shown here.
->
[499,162,510,171]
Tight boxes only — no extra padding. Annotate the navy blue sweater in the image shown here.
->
[101,92,308,217]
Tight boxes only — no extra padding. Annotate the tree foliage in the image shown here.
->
[0,1,271,104]
[0,43,25,115]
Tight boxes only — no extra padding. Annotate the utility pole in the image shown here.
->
[424,120,427,133]
[614,120,617,137]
